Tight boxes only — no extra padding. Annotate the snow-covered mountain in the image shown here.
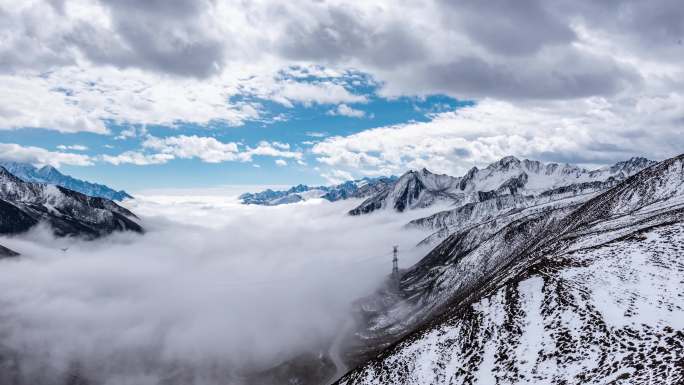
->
[0,161,133,201]
[335,153,684,384]
[349,156,655,216]
[239,176,397,206]
[0,166,142,241]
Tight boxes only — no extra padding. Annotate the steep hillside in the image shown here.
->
[340,223,684,384]
[337,154,684,384]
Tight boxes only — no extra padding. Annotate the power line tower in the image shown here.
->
[392,245,399,278]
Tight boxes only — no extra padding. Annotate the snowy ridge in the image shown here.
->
[0,166,142,239]
[336,154,684,384]
[349,156,655,216]
[0,161,133,201]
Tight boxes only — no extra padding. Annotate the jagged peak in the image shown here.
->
[608,156,656,172]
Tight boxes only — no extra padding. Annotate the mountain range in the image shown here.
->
[239,176,398,205]
[349,156,655,215]
[0,166,143,256]
[2,152,683,384]
[0,161,133,201]
[329,154,684,384]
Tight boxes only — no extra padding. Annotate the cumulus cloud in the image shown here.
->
[100,136,304,166]
[0,66,264,134]
[0,195,434,383]
[142,135,240,163]
[70,0,226,78]
[0,75,108,134]
[321,169,354,185]
[239,141,304,162]
[56,144,88,151]
[328,104,366,118]
[0,143,93,167]
[262,80,367,108]
[275,159,287,166]
[101,151,175,166]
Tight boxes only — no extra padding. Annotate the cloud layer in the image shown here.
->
[0,195,434,383]
[2,0,681,128]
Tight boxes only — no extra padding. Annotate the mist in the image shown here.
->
[0,193,436,384]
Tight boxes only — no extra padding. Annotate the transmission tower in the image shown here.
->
[392,245,399,278]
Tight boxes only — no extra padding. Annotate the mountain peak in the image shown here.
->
[420,167,435,176]
[488,155,521,170]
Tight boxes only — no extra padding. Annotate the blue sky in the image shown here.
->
[0,76,471,192]
[1,1,682,195]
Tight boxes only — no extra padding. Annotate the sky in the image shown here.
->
[1,0,683,192]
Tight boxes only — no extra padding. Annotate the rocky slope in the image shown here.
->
[0,167,142,240]
[0,161,132,201]
[349,157,655,216]
[336,154,684,384]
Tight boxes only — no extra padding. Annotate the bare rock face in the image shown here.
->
[337,154,684,384]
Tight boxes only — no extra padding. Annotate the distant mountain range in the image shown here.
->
[0,161,133,201]
[239,176,398,205]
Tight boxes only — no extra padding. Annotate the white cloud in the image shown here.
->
[321,169,354,185]
[275,159,287,166]
[238,141,304,162]
[100,151,174,166]
[142,135,240,163]
[101,136,304,166]
[271,142,291,150]
[266,81,367,107]
[0,143,93,167]
[305,131,328,138]
[312,97,684,177]
[0,75,108,134]
[56,144,88,151]
[115,125,148,140]
[328,104,366,118]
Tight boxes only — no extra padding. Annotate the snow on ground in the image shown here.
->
[340,222,684,385]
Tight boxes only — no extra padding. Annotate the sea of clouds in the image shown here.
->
[0,192,437,384]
